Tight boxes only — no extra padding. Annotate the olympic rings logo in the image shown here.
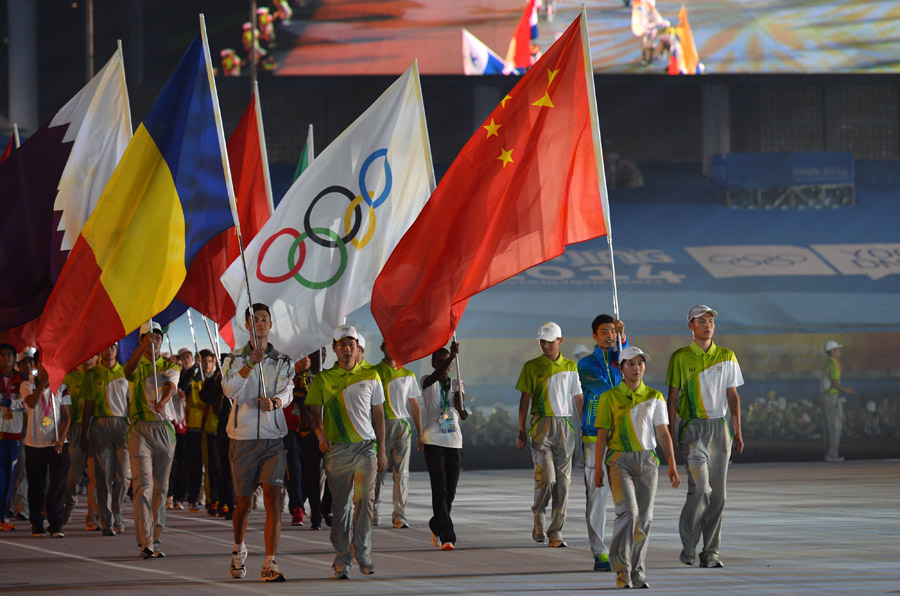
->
[256,148,391,289]
[708,253,808,268]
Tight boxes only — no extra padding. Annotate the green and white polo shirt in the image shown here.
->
[516,353,581,418]
[666,341,744,420]
[595,381,668,453]
[306,362,385,444]
[824,357,842,396]
[81,363,130,418]
[371,361,419,420]
[126,357,181,423]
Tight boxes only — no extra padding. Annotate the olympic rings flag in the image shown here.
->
[221,63,435,359]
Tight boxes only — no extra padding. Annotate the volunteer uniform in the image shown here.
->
[371,361,419,528]
[63,365,99,529]
[24,385,71,536]
[183,366,206,508]
[578,340,627,566]
[596,381,668,589]
[421,377,463,546]
[82,362,131,533]
[516,354,581,543]
[666,341,743,567]
[306,363,384,575]
[821,355,843,461]
[126,357,180,555]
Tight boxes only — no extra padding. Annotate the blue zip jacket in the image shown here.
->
[577,339,628,441]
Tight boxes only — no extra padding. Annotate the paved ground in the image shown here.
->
[273,0,900,74]
[1,459,898,594]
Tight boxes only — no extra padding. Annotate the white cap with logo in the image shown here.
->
[536,322,563,342]
[139,321,163,336]
[333,325,360,342]
[357,334,366,350]
[619,346,650,363]
[824,340,843,353]
[687,304,718,322]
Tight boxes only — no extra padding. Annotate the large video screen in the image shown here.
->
[233,0,899,76]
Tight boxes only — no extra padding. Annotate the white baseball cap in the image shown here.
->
[687,304,718,322]
[619,346,650,363]
[573,344,592,359]
[139,321,163,336]
[333,325,360,342]
[536,322,563,342]
[824,340,843,353]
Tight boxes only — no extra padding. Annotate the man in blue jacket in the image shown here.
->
[577,315,626,572]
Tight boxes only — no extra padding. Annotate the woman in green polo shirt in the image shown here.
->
[594,347,679,589]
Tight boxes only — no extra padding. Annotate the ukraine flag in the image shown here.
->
[38,32,235,388]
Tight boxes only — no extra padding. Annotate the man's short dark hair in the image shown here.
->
[245,303,271,323]
[199,349,215,359]
[591,315,616,335]
[0,343,17,358]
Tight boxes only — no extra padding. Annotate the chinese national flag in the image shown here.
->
[372,14,607,367]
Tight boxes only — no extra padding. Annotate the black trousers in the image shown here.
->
[299,432,331,525]
[185,430,204,504]
[283,430,305,511]
[215,431,234,511]
[205,432,219,505]
[25,444,70,533]
[424,444,462,544]
[167,432,187,501]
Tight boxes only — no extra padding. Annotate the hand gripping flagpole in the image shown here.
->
[580,7,622,352]
[148,317,161,406]
[186,309,205,381]
[451,333,465,412]
[200,14,268,438]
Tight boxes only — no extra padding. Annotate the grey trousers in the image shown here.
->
[583,440,610,556]
[821,393,842,460]
[128,421,175,550]
[91,417,130,531]
[324,440,377,571]
[64,421,98,526]
[607,450,658,588]
[678,417,732,565]
[373,418,411,525]
[530,417,575,539]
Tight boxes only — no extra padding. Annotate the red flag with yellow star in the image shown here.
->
[372,14,608,367]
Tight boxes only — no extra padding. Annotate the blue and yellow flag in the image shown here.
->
[39,33,235,388]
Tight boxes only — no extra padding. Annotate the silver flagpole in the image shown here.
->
[201,314,223,375]
[451,333,465,411]
[185,309,205,381]
[148,317,161,406]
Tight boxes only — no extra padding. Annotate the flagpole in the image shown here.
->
[249,0,258,91]
[253,81,275,215]
[451,333,465,412]
[148,317,161,406]
[306,124,315,162]
[12,124,20,148]
[185,309,205,381]
[200,314,223,375]
[116,41,134,135]
[200,15,268,439]
[579,7,622,351]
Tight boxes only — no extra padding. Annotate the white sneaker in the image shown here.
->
[230,545,247,579]
[261,560,286,582]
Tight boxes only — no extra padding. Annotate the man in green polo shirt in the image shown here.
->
[821,340,853,462]
[516,322,583,548]
[81,342,132,536]
[124,321,180,559]
[666,305,744,569]
[63,355,100,531]
[371,340,423,529]
[307,325,387,580]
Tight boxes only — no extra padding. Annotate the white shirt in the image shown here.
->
[421,378,463,449]
[24,385,71,448]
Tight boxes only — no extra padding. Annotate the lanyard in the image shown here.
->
[438,379,451,413]
[40,390,52,419]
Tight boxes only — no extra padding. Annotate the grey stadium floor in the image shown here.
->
[1,459,898,595]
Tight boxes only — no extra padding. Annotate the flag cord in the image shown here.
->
[186,309,205,381]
